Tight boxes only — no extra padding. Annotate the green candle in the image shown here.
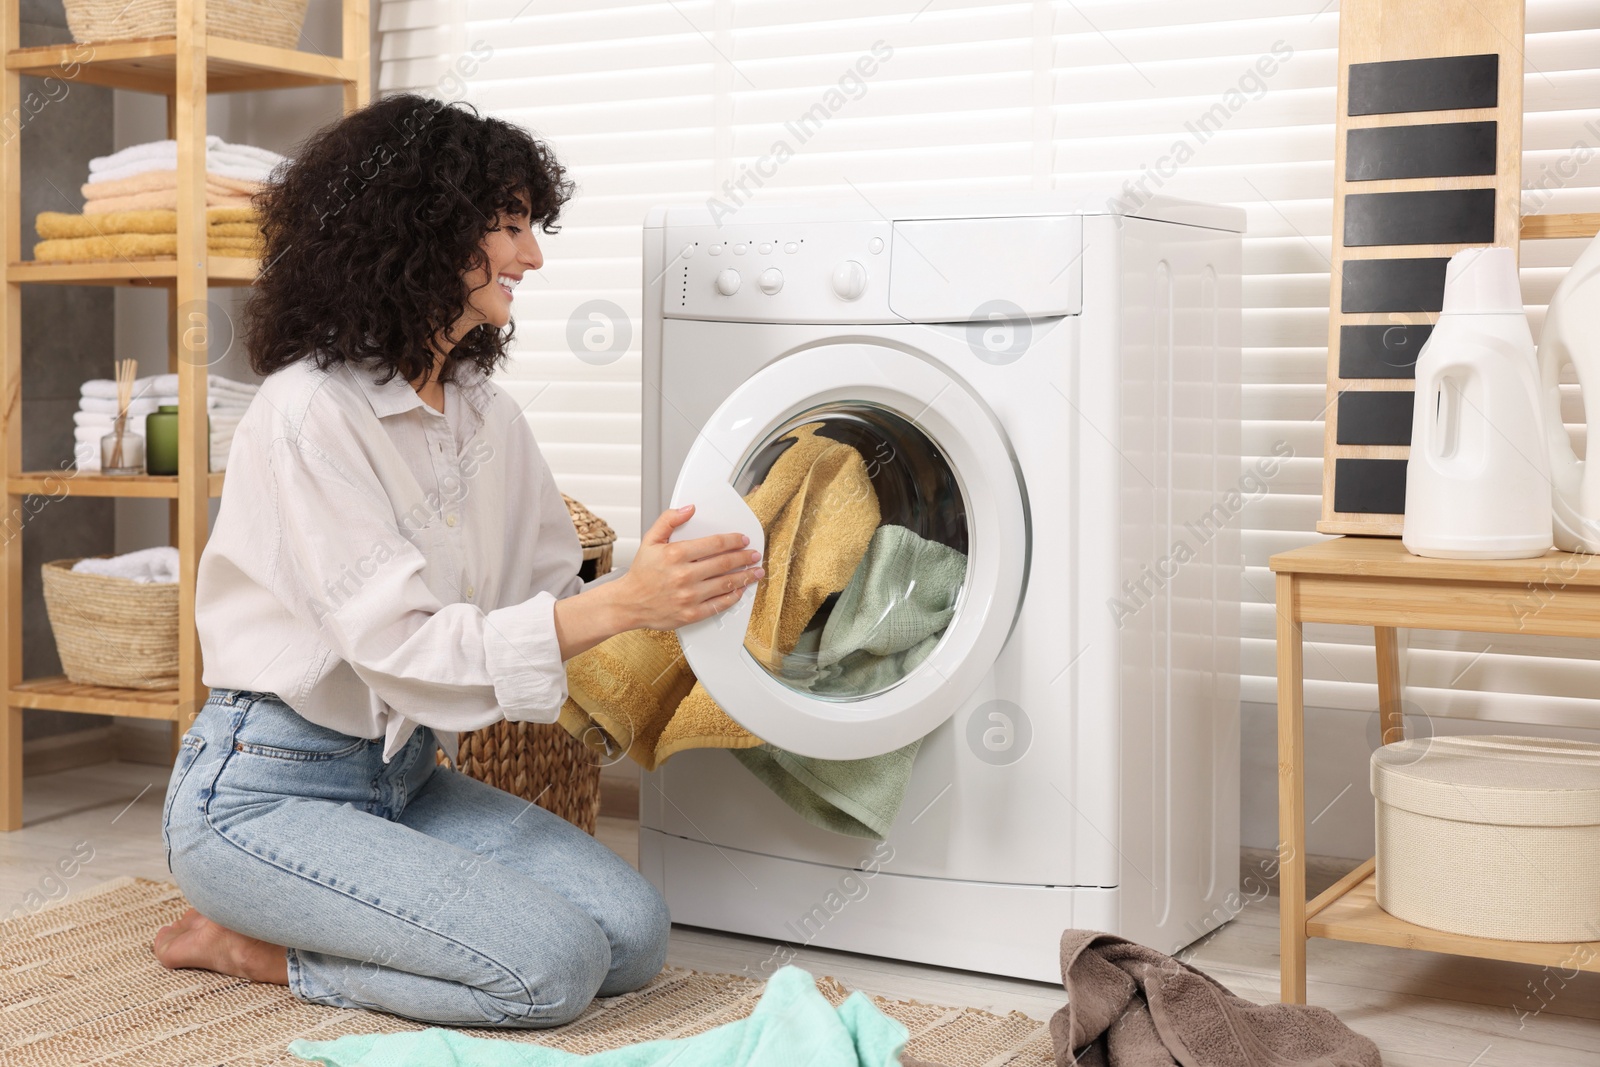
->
[145,405,179,475]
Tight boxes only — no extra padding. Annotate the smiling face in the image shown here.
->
[455,190,543,339]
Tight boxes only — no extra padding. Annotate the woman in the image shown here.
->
[152,94,764,1028]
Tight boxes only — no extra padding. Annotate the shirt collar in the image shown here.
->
[350,357,494,423]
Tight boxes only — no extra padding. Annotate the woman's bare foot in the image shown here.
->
[152,907,289,986]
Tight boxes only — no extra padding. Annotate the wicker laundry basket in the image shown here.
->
[442,495,619,834]
[64,0,309,48]
[40,558,179,690]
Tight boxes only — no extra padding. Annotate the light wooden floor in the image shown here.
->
[4,759,1597,1065]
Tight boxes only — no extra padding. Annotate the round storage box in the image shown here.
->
[1373,734,1600,942]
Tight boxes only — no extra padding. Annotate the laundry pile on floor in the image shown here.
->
[73,372,258,474]
[31,136,280,261]
[559,421,965,839]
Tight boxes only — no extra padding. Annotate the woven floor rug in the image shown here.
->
[2,876,1056,1065]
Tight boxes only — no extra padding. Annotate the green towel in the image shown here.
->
[285,965,908,1066]
[738,525,968,839]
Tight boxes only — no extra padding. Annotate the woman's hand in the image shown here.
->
[618,504,764,629]
[551,504,763,660]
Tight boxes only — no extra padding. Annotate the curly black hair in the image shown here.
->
[243,93,575,388]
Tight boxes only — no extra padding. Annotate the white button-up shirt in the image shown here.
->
[196,354,610,764]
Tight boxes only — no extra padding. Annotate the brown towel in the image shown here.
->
[32,234,263,261]
[1051,930,1382,1067]
[560,421,882,770]
[35,207,259,239]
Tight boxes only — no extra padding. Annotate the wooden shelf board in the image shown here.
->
[10,676,180,719]
[1521,212,1600,241]
[5,257,258,287]
[1305,867,1600,972]
[1269,534,1600,586]
[5,36,357,93]
[8,471,223,498]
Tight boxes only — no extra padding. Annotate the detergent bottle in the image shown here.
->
[1402,246,1551,559]
[1537,231,1600,552]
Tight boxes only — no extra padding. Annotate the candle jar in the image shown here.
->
[100,422,145,475]
[145,405,179,475]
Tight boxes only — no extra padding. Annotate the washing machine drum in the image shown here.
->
[669,343,1028,760]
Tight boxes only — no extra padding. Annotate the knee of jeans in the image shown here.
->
[599,877,671,996]
[479,920,610,1028]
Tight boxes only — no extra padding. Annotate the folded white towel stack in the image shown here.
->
[70,545,180,584]
[88,136,286,184]
[72,373,259,473]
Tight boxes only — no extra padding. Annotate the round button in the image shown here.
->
[715,268,742,296]
[445,514,458,527]
[868,236,884,254]
[709,244,723,256]
[784,242,799,254]
[758,268,784,295]
[465,584,475,599]
[733,243,748,255]
[681,243,696,259]
[831,260,868,301]
[759,242,773,254]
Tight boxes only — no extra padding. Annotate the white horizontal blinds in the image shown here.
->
[374,0,1600,729]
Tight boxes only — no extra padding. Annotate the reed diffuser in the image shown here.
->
[99,358,145,475]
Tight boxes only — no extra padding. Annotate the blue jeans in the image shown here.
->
[161,688,669,1028]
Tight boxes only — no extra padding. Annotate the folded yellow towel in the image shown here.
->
[35,207,259,239]
[560,422,882,770]
[83,190,256,214]
[33,234,263,261]
[80,169,264,201]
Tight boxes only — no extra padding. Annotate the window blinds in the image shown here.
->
[376,0,1600,727]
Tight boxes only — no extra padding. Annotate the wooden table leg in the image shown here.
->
[1375,627,1405,746]
[1276,573,1307,1003]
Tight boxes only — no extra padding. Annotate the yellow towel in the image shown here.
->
[560,422,882,771]
[35,207,259,239]
[32,234,263,261]
[83,190,256,214]
[80,169,264,201]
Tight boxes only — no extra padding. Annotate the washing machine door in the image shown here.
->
[667,343,1027,760]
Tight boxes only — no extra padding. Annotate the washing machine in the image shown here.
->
[636,191,1244,983]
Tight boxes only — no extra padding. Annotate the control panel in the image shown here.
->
[659,215,1083,324]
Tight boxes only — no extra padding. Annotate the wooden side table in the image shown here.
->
[1270,536,1600,1004]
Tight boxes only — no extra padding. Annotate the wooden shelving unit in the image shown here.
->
[1271,539,1600,1005]
[0,0,369,831]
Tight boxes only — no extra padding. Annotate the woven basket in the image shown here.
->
[40,558,179,690]
[63,0,309,48]
[443,495,620,835]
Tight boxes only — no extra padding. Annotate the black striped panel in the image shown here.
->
[1333,458,1408,515]
[1341,258,1450,314]
[1338,324,1432,379]
[1336,391,1415,446]
[1348,54,1499,116]
[1345,122,1496,181]
[1344,188,1495,246]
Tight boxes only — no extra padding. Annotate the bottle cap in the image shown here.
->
[1440,246,1524,314]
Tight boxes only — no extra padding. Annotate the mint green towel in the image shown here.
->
[286,965,908,1066]
[738,525,966,839]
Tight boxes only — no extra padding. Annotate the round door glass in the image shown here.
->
[728,402,969,700]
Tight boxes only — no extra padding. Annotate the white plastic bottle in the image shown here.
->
[1402,246,1551,559]
[1537,231,1600,553]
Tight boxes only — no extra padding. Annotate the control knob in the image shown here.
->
[831,260,867,301]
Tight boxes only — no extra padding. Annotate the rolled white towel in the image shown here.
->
[207,375,260,397]
[71,545,179,584]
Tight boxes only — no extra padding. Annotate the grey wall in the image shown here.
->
[17,0,117,741]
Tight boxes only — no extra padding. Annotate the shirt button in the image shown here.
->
[465,585,475,599]
[445,514,458,527]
